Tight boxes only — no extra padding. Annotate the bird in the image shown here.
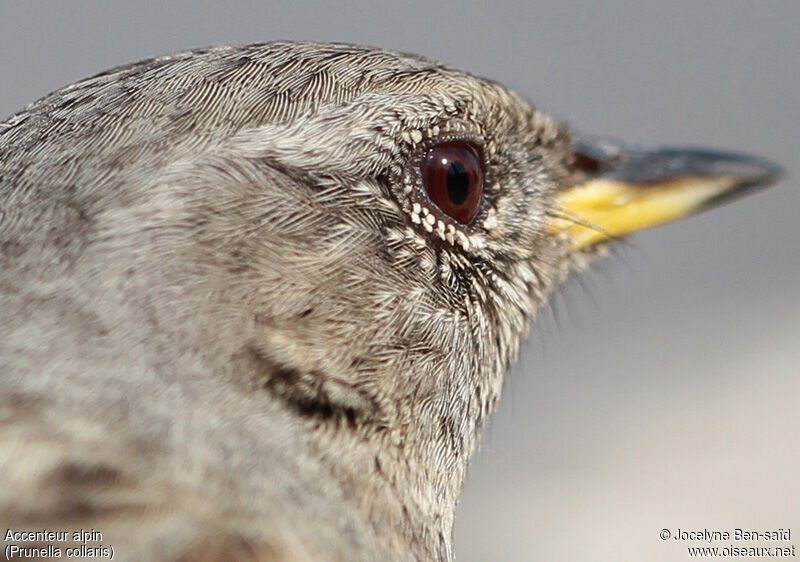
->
[0,41,780,561]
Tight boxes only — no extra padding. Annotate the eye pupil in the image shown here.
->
[421,142,484,225]
[446,161,469,205]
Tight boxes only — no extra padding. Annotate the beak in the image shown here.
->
[550,136,783,251]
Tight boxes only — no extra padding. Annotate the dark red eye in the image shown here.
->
[421,142,484,224]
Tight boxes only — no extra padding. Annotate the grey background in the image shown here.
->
[2,2,797,560]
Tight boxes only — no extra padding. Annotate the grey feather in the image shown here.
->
[0,41,617,561]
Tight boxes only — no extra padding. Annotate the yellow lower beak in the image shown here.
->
[550,142,782,251]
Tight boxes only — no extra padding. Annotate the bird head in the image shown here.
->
[182,43,777,461]
[0,41,780,557]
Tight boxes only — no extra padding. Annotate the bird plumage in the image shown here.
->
[0,42,778,560]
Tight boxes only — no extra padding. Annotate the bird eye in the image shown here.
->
[421,142,484,224]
